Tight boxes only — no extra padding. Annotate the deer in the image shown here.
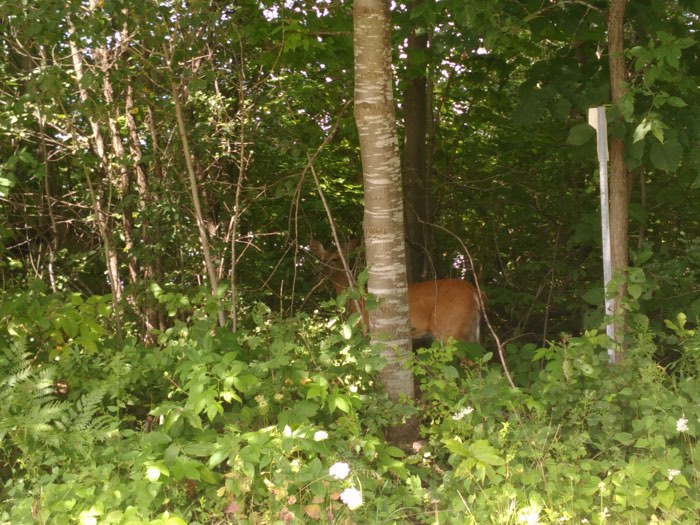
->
[309,239,485,346]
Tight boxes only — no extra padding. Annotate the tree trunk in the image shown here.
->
[36,49,59,292]
[125,82,160,342]
[608,0,630,359]
[354,0,416,442]
[167,67,226,328]
[97,49,140,287]
[402,0,432,283]
[67,16,123,342]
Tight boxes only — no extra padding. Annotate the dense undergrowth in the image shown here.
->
[2,285,700,524]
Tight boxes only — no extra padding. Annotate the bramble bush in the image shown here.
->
[1,286,700,524]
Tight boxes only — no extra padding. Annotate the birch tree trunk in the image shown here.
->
[354,0,416,441]
[608,0,630,359]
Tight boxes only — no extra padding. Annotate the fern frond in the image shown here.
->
[67,387,107,431]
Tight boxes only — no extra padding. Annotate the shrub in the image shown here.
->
[3,287,700,523]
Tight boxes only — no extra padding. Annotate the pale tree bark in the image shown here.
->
[67,14,123,342]
[143,82,168,333]
[36,48,59,292]
[165,44,226,328]
[608,0,630,359]
[125,82,161,341]
[402,0,432,283]
[228,41,250,332]
[354,0,416,442]
[96,46,140,287]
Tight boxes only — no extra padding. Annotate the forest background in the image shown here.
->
[1,0,699,523]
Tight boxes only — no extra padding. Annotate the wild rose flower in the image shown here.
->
[314,430,328,441]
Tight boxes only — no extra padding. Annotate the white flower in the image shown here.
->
[339,487,363,510]
[329,461,350,480]
[677,416,689,432]
[517,501,541,525]
[452,406,474,421]
[255,394,268,410]
[667,468,681,481]
[79,511,98,525]
[314,430,329,441]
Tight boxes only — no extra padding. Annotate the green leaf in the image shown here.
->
[209,447,229,468]
[650,139,683,172]
[469,440,505,466]
[633,119,652,143]
[78,334,98,354]
[630,45,652,70]
[291,400,319,418]
[618,91,635,120]
[582,287,604,305]
[199,466,218,484]
[627,138,645,160]
[657,487,675,508]
[674,474,691,488]
[232,373,259,394]
[662,45,682,68]
[443,438,471,457]
[328,394,351,414]
[383,445,406,458]
[628,283,643,300]
[613,432,634,445]
[651,119,668,144]
[566,123,595,146]
[156,513,188,525]
[665,96,686,108]
[628,267,645,283]
[633,244,653,265]
[58,314,79,338]
[380,455,409,479]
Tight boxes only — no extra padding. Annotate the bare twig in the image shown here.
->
[431,222,516,388]
[288,98,352,311]
[307,160,364,318]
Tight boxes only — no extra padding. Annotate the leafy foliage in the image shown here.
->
[0,338,69,453]
[0,0,699,522]
[3,290,700,523]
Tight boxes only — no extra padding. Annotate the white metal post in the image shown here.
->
[588,106,616,363]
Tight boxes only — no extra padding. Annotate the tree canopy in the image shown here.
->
[2,0,697,340]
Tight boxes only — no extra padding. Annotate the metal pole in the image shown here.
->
[588,107,616,363]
